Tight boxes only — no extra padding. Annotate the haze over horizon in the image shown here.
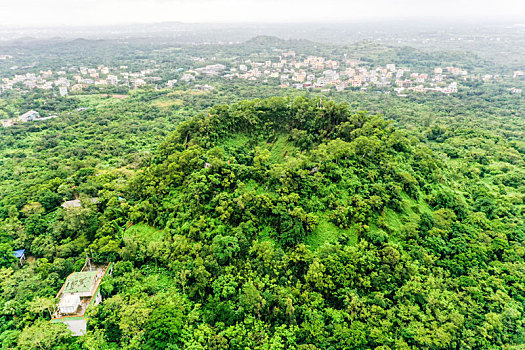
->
[1,0,525,28]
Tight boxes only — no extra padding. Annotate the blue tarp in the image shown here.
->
[13,249,25,259]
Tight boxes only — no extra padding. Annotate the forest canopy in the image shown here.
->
[0,94,523,349]
[54,97,525,348]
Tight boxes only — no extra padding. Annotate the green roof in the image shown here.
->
[63,271,98,294]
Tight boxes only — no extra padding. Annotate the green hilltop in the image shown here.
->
[76,96,524,348]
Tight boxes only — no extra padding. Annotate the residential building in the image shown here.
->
[51,260,113,336]
[71,84,83,92]
[513,71,525,81]
[166,80,178,88]
[133,79,147,89]
[181,73,195,82]
[18,110,40,122]
[352,77,362,87]
[106,75,119,85]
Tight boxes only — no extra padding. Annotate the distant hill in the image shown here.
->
[243,35,317,49]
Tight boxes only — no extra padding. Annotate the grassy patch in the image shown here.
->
[307,217,358,250]
[221,134,250,150]
[267,135,296,164]
[151,98,184,109]
[70,94,124,108]
[124,223,165,243]
[382,208,404,235]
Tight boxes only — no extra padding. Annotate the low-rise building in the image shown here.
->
[181,73,195,82]
[59,87,68,97]
[71,84,84,92]
[166,79,178,88]
[106,75,119,85]
[19,110,40,122]
[51,261,113,336]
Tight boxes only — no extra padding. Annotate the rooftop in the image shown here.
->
[62,271,98,294]
[12,249,25,258]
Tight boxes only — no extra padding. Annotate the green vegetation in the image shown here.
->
[0,33,524,349]
[3,93,523,349]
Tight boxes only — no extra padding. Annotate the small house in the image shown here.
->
[18,110,40,122]
[51,262,113,336]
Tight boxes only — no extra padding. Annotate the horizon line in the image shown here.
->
[1,16,525,30]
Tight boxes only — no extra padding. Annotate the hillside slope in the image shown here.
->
[79,97,525,349]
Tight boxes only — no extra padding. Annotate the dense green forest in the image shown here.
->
[0,27,524,349]
[0,92,523,348]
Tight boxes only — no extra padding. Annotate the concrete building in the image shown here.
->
[106,75,119,85]
[59,87,68,97]
[51,261,113,336]
[18,110,40,122]
[181,73,195,82]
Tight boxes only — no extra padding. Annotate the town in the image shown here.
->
[1,48,524,127]
[1,12,525,348]
[2,50,523,97]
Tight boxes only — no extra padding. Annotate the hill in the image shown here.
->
[77,97,524,349]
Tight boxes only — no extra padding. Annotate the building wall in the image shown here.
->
[65,319,87,336]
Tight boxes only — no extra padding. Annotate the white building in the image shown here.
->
[59,87,68,97]
[181,73,195,82]
[51,263,113,336]
[18,110,40,122]
[166,79,178,88]
[106,75,119,85]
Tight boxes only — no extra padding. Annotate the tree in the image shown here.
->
[0,243,16,268]
[17,320,75,350]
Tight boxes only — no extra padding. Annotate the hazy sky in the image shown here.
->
[1,0,524,27]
